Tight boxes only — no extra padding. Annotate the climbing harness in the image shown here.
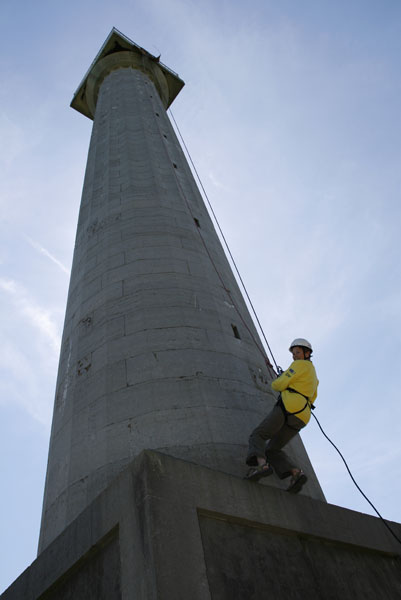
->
[286,387,315,413]
[276,391,308,418]
[275,389,311,432]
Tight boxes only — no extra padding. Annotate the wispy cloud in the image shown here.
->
[208,170,231,192]
[0,278,61,353]
[0,278,60,425]
[24,236,70,275]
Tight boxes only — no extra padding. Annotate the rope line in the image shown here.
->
[163,116,275,375]
[312,412,401,546]
[147,92,264,363]
[169,109,279,372]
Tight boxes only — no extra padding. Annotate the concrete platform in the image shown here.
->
[2,451,401,599]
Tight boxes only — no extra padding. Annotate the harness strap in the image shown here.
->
[276,388,314,422]
[275,395,303,431]
[286,387,311,415]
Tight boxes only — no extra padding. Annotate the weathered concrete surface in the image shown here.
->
[3,452,401,599]
[39,31,325,552]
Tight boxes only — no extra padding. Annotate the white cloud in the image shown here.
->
[208,170,231,192]
[0,278,61,354]
[24,236,70,276]
[0,343,54,426]
[0,278,60,425]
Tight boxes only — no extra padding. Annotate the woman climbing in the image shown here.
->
[245,338,319,494]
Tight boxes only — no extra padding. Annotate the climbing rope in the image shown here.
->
[169,109,279,373]
[311,411,401,546]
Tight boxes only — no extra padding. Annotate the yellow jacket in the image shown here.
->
[271,360,319,424]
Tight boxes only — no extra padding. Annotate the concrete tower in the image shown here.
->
[2,29,400,600]
[38,28,324,552]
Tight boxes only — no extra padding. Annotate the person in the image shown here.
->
[245,338,319,494]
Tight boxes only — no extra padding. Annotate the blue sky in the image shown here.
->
[1,0,401,592]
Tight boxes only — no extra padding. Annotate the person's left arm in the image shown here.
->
[271,362,299,392]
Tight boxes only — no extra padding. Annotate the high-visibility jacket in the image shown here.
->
[271,360,319,424]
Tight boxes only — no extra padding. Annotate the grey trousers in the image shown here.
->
[246,404,306,478]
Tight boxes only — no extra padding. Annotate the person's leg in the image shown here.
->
[287,469,308,494]
[265,415,305,479]
[266,415,308,492]
[246,405,285,467]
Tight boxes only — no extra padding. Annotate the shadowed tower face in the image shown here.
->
[38,29,325,553]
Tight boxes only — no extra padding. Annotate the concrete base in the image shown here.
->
[2,451,401,599]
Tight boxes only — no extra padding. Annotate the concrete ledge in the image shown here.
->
[2,451,401,599]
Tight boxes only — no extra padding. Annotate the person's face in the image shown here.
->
[291,346,310,360]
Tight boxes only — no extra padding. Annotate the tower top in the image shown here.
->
[71,28,185,119]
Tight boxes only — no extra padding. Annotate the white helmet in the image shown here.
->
[289,338,313,352]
